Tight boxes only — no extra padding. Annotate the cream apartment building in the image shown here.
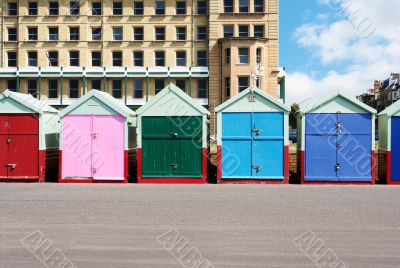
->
[0,0,280,109]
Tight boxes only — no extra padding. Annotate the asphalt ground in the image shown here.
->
[0,184,399,268]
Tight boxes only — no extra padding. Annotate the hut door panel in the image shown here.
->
[91,115,124,180]
[171,117,202,177]
[62,116,92,178]
[337,114,372,181]
[8,114,39,134]
[0,115,9,134]
[391,117,400,181]
[142,117,173,177]
[252,113,284,178]
[0,135,8,177]
[305,114,338,181]
[221,113,252,178]
[7,135,39,178]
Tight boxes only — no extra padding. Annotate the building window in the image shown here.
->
[113,2,123,15]
[133,80,143,98]
[176,79,186,92]
[225,77,231,97]
[176,51,186,66]
[113,27,123,41]
[8,2,18,16]
[176,1,186,15]
[91,79,101,90]
[155,27,165,41]
[223,0,233,13]
[69,79,79,98]
[28,80,38,97]
[112,51,122,66]
[238,25,249,37]
[70,1,80,15]
[133,27,144,40]
[254,25,265,37]
[28,51,38,67]
[112,80,122,98]
[238,48,249,64]
[133,51,143,66]
[133,2,144,15]
[197,0,207,14]
[197,51,207,66]
[256,48,262,64]
[28,27,38,41]
[155,51,165,66]
[254,0,264,12]
[197,79,207,98]
[69,51,79,66]
[48,79,58,99]
[238,77,249,92]
[176,27,186,40]
[48,51,58,66]
[7,52,17,67]
[69,27,79,41]
[92,51,101,66]
[92,27,102,41]
[197,27,207,40]
[7,79,17,92]
[49,27,59,41]
[239,0,249,12]
[155,79,164,94]
[223,25,233,38]
[92,2,102,15]
[225,48,230,64]
[49,2,59,15]
[28,2,38,16]
[8,28,17,42]
[155,1,165,15]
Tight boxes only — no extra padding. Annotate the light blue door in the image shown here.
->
[337,114,372,182]
[221,112,284,179]
[391,117,400,181]
[305,114,338,181]
[252,113,284,178]
[221,113,252,178]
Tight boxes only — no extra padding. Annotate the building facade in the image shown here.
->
[0,0,280,112]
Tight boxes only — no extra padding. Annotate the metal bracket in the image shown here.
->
[170,164,178,169]
[91,167,97,174]
[252,165,262,171]
[336,143,342,149]
[252,128,262,134]
[171,133,178,137]
[91,133,98,139]
[5,138,11,144]
[335,164,341,170]
[6,164,16,169]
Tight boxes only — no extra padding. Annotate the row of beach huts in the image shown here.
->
[0,84,399,184]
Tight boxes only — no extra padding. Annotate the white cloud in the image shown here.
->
[286,0,400,105]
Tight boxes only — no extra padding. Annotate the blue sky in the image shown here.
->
[279,0,400,105]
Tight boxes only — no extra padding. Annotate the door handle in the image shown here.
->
[335,164,341,170]
[5,138,11,144]
[91,133,98,139]
[252,165,262,171]
[170,164,178,169]
[91,167,97,174]
[170,133,178,137]
[252,128,262,134]
[6,164,16,169]
[336,143,342,149]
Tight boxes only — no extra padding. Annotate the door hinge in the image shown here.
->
[252,165,262,171]
[5,138,11,144]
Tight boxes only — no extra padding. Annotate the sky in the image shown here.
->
[280,0,400,105]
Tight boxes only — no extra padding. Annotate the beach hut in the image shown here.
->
[136,83,209,183]
[215,86,290,183]
[298,92,376,184]
[59,90,136,183]
[378,100,400,184]
[0,90,59,182]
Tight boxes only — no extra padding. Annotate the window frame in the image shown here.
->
[112,2,123,15]
[48,51,59,66]
[176,51,186,67]
[112,51,123,66]
[91,51,102,66]
[155,51,165,66]
[238,47,249,64]
[7,51,17,67]
[48,79,58,99]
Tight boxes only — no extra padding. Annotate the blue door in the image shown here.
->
[391,117,400,181]
[305,114,338,181]
[221,112,284,179]
[305,113,372,182]
[337,114,372,182]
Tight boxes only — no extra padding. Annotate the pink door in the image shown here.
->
[62,116,92,178]
[91,115,124,180]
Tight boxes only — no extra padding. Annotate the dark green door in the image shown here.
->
[142,116,203,178]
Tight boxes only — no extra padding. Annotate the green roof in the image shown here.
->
[215,86,290,112]
[379,99,400,116]
[0,89,58,114]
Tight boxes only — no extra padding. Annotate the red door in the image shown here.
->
[0,116,9,178]
[2,115,39,179]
